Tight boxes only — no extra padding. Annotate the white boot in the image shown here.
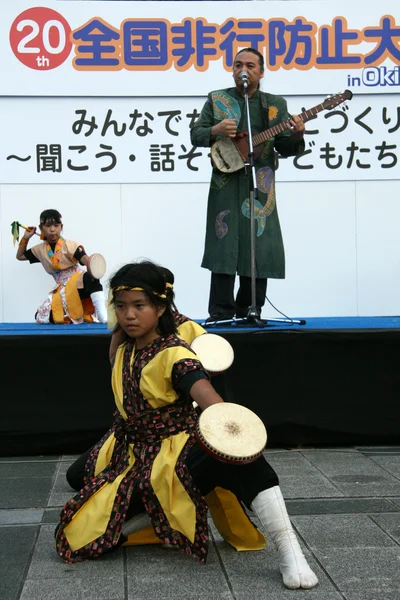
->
[90,291,107,324]
[121,512,151,537]
[251,486,319,589]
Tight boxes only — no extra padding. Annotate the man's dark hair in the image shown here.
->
[234,47,265,72]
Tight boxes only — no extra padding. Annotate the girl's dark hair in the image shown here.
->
[159,266,176,307]
[39,209,62,226]
[109,260,177,337]
[234,47,265,72]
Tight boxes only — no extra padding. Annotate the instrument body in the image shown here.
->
[87,253,106,280]
[210,90,353,173]
[191,333,234,376]
[196,402,267,464]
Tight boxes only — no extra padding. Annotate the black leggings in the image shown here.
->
[67,441,279,517]
[78,272,103,299]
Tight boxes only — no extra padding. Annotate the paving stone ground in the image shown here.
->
[1,446,400,600]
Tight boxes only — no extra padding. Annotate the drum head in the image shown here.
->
[88,253,106,280]
[198,403,267,462]
[191,333,234,374]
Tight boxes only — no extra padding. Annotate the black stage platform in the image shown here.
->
[1,318,400,456]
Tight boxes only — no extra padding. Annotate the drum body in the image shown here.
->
[191,333,234,375]
[197,403,267,464]
[87,253,106,280]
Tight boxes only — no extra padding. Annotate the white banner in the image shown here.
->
[1,94,399,183]
[1,1,400,96]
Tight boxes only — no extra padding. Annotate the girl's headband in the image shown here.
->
[107,283,173,329]
[112,283,173,300]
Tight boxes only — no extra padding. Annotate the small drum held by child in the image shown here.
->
[190,333,234,376]
[87,253,107,280]
[196,402,267,464]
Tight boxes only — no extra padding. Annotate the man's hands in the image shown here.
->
[211,119,238,139]
[287,115,305,138]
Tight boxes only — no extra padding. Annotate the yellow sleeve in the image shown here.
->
[177,320,207,345]
[140,345,201,408]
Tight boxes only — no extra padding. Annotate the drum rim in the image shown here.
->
[196,420,265,464]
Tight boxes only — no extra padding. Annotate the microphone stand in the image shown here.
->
[235,76,265,327]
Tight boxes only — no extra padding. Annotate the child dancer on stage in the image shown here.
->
[16,209,107,324]
[58,260,318,590]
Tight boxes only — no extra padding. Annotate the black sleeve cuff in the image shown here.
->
[74,245,87,263]
[176,369,209,398]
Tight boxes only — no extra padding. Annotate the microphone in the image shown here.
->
[239,71,248,88]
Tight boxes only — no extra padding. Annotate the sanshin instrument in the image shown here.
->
[210,90,353,173]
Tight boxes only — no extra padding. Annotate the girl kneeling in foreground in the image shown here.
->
[56,260,318,590]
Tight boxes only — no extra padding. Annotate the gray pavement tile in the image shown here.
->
[60,455,81,461]
[47,465,76,507]
[20,578,125,600]
[125,537,232,600]
[357,446,400,455]
[0,455,60,462]
[286,498,399,516]
[208,520,330,599]
[0,525,38,600]
[0,477,54,509]
[370,513,400,544]
[262,451,321,476]
[57,460,74,475]
[312,547,400,593]
[368,455,400,477]
[27,525,124,580]
[0,508,43,525]
[328,476,400,497]
[278,474,343,499]
[0,461,58,477]
[291,515,397,549]
[47,491,75,507]
[391,497,400,509]
[42,508,62,524]
[343,593,400,600]
[212,537,331,600]
[301,449,394,476]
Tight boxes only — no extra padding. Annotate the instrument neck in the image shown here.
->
[252,103,326,147]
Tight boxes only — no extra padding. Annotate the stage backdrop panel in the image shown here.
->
[270,180,358,318]
[0,186,3,323]
[356,179,400,316]
[120,182,210,320]
[2,1,399,96]
[1,94,399,184]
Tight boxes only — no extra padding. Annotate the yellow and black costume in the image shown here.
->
[56,332,272,564]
